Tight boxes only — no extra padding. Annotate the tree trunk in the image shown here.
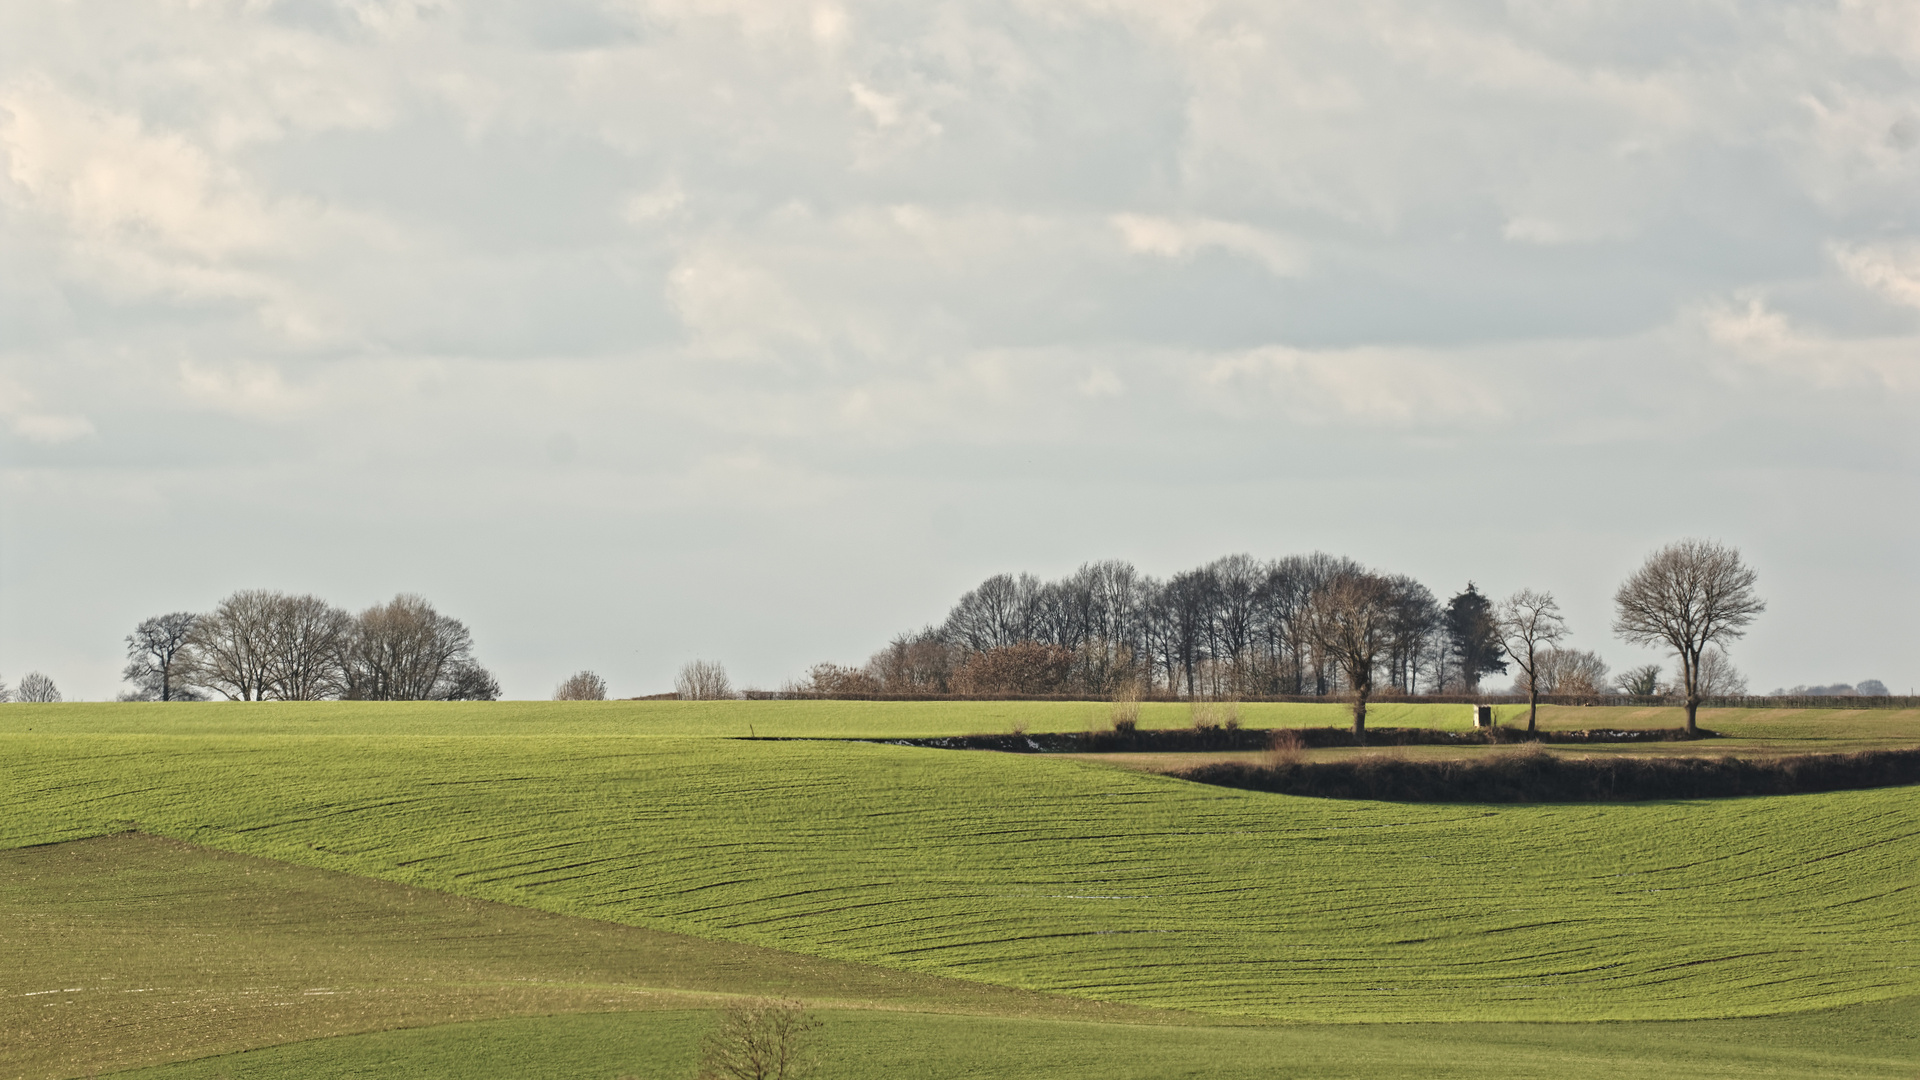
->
[1352,691,1368,745]
[1528,686,1538,733]
[1684,695,1699,737]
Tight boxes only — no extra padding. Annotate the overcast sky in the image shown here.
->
[3,0,1917,700]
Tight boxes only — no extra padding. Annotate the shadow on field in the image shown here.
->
[1177,746,1920,802]
[864,725,1714,754]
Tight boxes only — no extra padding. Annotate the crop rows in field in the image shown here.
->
[6,699,1916,749]
[106,999,1920,1080]
[4,724,1916,1023]
[0,699,1499,738]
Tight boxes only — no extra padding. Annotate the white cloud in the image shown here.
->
[0,82,281,259]
[666,245,831,361]
[7,412,94,444]
[1112,214,1305,275]
[622,181,687,224]
[1502,216,1611,246]
[177,360,316,417]
[1832,241,1920,309]
[1200,345,1505,424]
[1696,297,1920,392]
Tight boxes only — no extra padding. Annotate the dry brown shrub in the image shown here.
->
[801,662,881,695]
[950,642,1074,695]
[1269,728,1306,767]
[1190,696,1240,731]
[1110,682,1142,734]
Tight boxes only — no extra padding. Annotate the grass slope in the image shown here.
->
[9,834,1913,1079]
[4,714,1916,1023]
[8,699,1914,748]
[0,834,1168,1079]
[0,699,1516,739]
[108,1000,1920,1080]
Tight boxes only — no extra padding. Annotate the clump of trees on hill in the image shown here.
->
[120,591,499,702]
[798,554,1516,703]
[793,539,1771,738]
[3,671,62,703]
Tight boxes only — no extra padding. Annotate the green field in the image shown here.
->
[103,1002,1920,1080]
[2,701,1916,1078]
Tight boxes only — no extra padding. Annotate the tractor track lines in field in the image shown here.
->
[6,726,1917,1023]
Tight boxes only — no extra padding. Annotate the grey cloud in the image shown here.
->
[1,0,1916,698]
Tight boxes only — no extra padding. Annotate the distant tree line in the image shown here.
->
[120,591,499,702]
[1770,680,1890,697]
[796,539,1770,739]
[802,555,1514,702]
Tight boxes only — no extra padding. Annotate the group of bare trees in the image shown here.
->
[0,671,61,703]
[121,591,499,702]
[801,555,1518,704]
[796,539,1768,739]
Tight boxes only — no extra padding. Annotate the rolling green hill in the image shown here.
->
[8,832,1915,1080]
[106,1000,1920,1080]
[4,705,1915,1026]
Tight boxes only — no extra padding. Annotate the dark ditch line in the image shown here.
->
[1178,748,1920,803]
[737,728,1920,802]
[829,726,1720,754]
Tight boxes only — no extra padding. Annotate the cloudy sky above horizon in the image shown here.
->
[3,0,1917,700]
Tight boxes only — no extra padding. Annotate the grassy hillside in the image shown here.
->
[6,699,1913,748]
[0,698,1502,738]
[8,834,1914,1080]
[3,713,1915,1024]
[0,834,1170,1079]
[108,1000,1920,1080]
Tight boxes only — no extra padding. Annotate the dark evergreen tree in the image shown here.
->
[1444,583,1507,692]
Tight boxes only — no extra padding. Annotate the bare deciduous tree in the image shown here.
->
[696,998,819,1080]
[797,662,881,695]
[1616,663,1664,697]
[676,660,734,700]
[261,594,354,701]
[1532,648,1611,697]
[185,590,280,700]
[347,594,485,701]
[122,612,204,701]
[865,628,956,693]
[17,671,61,703]
[1308,570,1394,742]
[1695,647,1748,697]
[554,670,608,701]
[1498,589,1568,733]
[1613,539,1766,735]
[443,664,502,701]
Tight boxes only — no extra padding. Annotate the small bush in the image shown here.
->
[677,660,735,701]
[553,670,607,701]
[1189,697,1241,731]
[697,997,818,1080]
[1269,728,1306,767]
